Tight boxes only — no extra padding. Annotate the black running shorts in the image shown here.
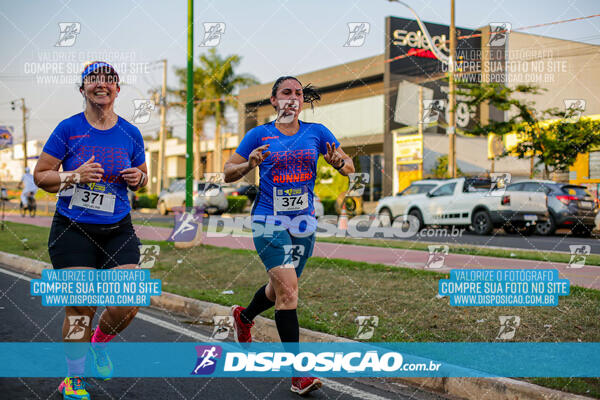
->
[48,212,141,269]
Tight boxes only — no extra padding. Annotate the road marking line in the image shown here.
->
[0,266,392,400]
[320,378,392,400]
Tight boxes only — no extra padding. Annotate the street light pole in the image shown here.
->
[158,59,168,194]
[388,0,457,178]
[186,0,194,211]
[448,0,457,178]
[21,98,27,171]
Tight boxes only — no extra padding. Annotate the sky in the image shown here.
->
[1,0,599,143]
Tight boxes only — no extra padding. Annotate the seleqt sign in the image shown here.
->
[387,16,480,77]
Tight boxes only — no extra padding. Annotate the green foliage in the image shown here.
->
[137,194,158,209]
[457,81,600,176]
[519,117,600,176]
[432,155,463,178]
[314,156,348,200]
[171,48,259,130]
[227,195,248,213]
[321,199,338,215]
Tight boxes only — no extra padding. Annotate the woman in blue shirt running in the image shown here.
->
[34,62,147,400]
[224,76,354,395]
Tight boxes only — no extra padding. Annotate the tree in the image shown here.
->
[171,65,211,179]
[433,155,463,178]
[173,48,258,175]
[456,82,600,178]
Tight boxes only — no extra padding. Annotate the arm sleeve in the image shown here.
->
[130,126,146,168]
[318,124,341,155]
[235,128,258,160]
[42,121,69,160]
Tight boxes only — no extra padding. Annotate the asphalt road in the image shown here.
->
[130,211,600,254]
[0,265,448,400]
[3,201,598,253]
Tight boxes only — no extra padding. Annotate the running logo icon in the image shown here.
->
[58,172,80,195]
[132,99,155,124]
[169,208,203,242]
[200,23,225,47]
[65,315,90,340]
[55,22,81,47]
[487,22,511,47]
[496,316,520,340]
[354,316,378,340]
[276,99,299,124]
[488,172,511,196]
[564,99,586,123]
[191,345,222,375]
[422,100,446,123]
[283,244,305,269]
[211,316,234,340]
[347,173,369,197]
[425,245,449,269]
[344,22,370,47]
[568,245,590,268]
[138,245,160,269]
[202,173,225,197]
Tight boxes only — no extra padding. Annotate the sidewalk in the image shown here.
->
[4,214,599,290]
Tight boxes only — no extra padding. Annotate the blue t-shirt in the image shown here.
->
[43,113,145,224]
[236,120,340,218]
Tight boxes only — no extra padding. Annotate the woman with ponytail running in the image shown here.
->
[224,76,354,395]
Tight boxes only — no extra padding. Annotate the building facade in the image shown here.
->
[237,18,600,198]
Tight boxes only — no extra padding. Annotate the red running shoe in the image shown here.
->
[291,377,322,396]
[231,305,254,343]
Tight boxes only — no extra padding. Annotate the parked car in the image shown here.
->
[505,180,598,236]
[157,179,228,215]
[375,179,445,224]
[401,177,549,235]
[231,184,259,203]
[220,182,246,196]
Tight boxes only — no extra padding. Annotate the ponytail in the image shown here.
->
[271,76,321,110]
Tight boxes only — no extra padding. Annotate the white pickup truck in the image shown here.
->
[403,177,549,235]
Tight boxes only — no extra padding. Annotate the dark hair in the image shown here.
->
[271,76,321,109]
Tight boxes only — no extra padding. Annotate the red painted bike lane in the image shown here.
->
[4,214,598,290]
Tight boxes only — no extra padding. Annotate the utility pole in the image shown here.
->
[214,102,221,174]
[157,59,168,195]
[418,86,424,179]
[11,98,27,170]
[447,0,457,178]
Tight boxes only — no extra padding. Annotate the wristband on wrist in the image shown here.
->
[139,171,147,187]
[129,170,146,190]
[334,159,345,170]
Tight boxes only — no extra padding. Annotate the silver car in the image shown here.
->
[375,179,444,223]
[157,179,229,215]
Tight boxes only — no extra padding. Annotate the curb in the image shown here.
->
[0,250,591,400]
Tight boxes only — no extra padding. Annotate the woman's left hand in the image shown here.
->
[120,167,143,187]
[324,142,344,169]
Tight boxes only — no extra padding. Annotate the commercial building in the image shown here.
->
[144,133,239,194]
[237,17,600,199]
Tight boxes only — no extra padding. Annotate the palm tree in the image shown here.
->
[172,48,258,176]
[198,48,258,172]
[171,67,211,180]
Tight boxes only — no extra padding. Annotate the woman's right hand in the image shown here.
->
[75,155,104,183]
[248,144,271,169]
